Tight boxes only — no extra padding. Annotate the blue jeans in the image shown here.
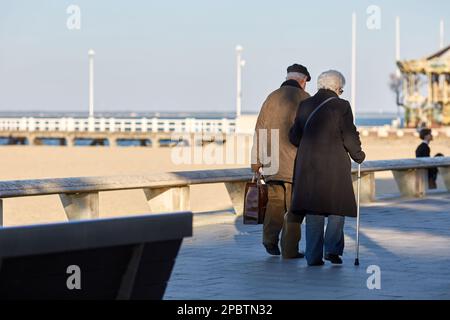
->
[305,214,345,264]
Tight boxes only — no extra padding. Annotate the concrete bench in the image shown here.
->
[0,211,192,300]
[351,157,450,203]
[0,169,251,225]
[1,157,450,224]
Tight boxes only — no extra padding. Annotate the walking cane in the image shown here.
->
[354,163,361,266]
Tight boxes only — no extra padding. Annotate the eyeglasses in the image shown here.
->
[338,88,344,95]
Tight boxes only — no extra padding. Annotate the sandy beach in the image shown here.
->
[1,135,449,226]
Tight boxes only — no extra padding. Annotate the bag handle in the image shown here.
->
[252,167,266,185]
[303,97,336,133]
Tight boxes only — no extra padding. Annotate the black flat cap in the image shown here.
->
[287,64,311,81]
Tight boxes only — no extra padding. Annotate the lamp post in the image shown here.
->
[235,45,246,118]
[351,13,356,117]
[88,49,95,118]
[395,16,402,126]
[395,16,401,77]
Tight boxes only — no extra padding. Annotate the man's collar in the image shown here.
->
[280,79,301,89]
[422,140,430,145]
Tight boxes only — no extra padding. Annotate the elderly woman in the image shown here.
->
[283,70,365,266]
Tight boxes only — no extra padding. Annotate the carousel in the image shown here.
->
[397,45,450,128]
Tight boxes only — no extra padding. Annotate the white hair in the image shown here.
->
[317,70,346,93]
[286,72,307,81]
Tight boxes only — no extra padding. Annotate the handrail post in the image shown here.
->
[392,169,427,198]
[438,166,450,192]
[144,186,190,213]
[352,172,375,203]
[224,181,247,215]
[59,192,99,220]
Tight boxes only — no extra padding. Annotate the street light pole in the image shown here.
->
[351,13,357,117]
[396,16,401,77]
[395,16,402,126]
[235,45,245,118]
[88,49,95,118]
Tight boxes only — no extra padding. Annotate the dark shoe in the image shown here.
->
[264,244,281,256]
[308,260,325,266]
[282,251,305,259]
[325,254,343,264]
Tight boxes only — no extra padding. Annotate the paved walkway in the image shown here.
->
[165,194,450,300]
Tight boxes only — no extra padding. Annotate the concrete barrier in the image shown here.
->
[1,157,450,223]
[0,211,192,300]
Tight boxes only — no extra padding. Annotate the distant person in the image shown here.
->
[251,64,311,258]
[287,70,365,266]
[416,128,441,189]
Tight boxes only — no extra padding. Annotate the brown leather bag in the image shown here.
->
[243,173,268,224]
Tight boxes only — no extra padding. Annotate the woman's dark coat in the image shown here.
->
[289,89,365,217]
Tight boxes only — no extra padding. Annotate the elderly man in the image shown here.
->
[251,64,310,258]
[286,70,365,266]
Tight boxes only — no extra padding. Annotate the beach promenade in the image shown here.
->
[165,194,450,300]
[0,144,449,300]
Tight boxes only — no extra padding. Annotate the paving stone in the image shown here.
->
[165,194,450,300]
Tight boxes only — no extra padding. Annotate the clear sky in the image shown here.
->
[0,0,448,114]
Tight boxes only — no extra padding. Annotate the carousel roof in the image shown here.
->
[427,44,450,60]
[397,44,450,74]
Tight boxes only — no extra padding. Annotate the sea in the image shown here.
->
[0,111,402,146]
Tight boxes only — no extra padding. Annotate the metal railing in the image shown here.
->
[0,117,237,134]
